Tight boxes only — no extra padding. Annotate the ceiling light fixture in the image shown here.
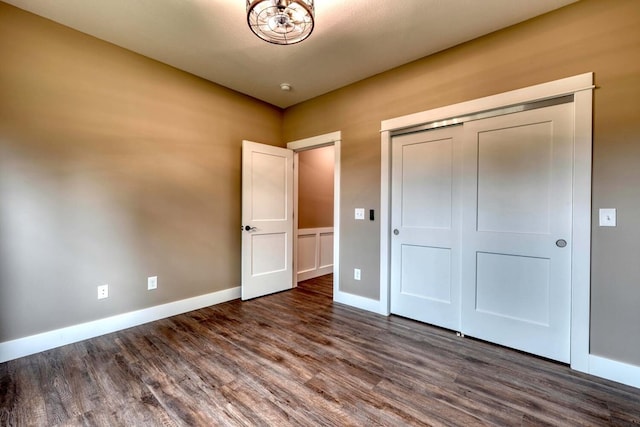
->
[247,0,315,45]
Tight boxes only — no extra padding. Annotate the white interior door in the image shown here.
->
[241,140,294,300]
[461,103,574,362]
[390,126,463,331]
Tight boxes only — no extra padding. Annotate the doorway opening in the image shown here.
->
[288,131,341,300]
[294,145,334,281]
[240,133,340,301]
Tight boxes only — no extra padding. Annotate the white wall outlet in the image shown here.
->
[97,284,109,300]
[355,208,365,220]
[599,208,616,227]
[147,276,158,290]
[354,268,361,281]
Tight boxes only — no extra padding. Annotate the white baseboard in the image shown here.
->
[0,286,240,363]
[589,354,640,389]
[298,265,333,282]
[333,289,387,315]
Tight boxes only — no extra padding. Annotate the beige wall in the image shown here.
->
[283,0,640,366]
[298,146,334,229]
[0,3,282,341]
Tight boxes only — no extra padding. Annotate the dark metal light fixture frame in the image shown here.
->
[247,0,315,45]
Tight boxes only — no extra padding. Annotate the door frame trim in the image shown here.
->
[287,131,341,300]
[379,73,594,372]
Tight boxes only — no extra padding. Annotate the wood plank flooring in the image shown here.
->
[1,274,639,426]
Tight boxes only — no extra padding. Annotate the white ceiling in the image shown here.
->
[5,0,578,108]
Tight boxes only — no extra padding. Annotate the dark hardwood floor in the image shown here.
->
[1,274,639,426]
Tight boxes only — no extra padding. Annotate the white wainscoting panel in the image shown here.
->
[297,227,334,281]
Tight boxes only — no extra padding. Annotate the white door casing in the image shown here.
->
[241,140,294,300]
[390,126,463,331]
[461,103,574,362]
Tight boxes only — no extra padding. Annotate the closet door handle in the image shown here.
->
[393,229,400,236]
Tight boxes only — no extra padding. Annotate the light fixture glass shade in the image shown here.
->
[247,0,314,45]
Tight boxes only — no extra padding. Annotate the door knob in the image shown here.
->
[244,225,257,232]
[556,239,567,248]
[393,229,399,235]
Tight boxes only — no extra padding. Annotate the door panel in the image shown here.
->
[461,103,573,362]
[251,152,288,220]
[390,126,462,331]
[401,138,453,229]
[475,252,550,325]
[241,141,293,300]
[476,122,553,234]
[401,245,452,303]
[250,233,287,276]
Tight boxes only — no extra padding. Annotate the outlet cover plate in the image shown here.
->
[355,208,365,220]
[148,276,158,290]
[97,284,109,300]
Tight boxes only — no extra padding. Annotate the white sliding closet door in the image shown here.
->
[389,102,574,363]
[461,103,574,362]
[390,126,463,331]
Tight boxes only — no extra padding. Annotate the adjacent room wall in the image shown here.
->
[0,2,283,342]
[283,0,640,366]
[298,146,334,229]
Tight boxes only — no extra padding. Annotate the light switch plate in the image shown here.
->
[599,208,616,227]
[355,208,365,220]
